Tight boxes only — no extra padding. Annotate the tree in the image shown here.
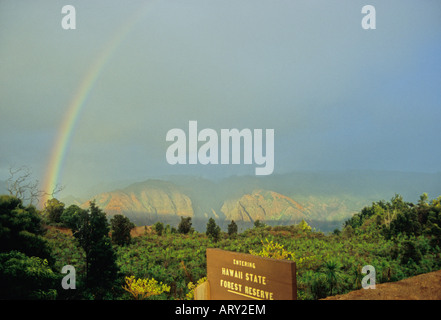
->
[298,219,312,232]
[323,260,342,296]
[178,217,192,234]
[60,204,88,230]
[0,195,53,262]
[206,218,221,242]
[418,193,429,207]
[0,251,58,299]
[307,271,328,300]
[44,198,65,224]
[72,201,119,298]
[110,214,135,246]
[389,209,422,237]
[426,199,441,246]
[0,195,58,299]
[154,221,164,236]
[6,165,63,206]
[341,225,354,238]
[227,220,238,237]
[401,240,422,265]
[6,166,43,206]
[254,219,265,228]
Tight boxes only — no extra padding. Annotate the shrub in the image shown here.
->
[178,217,192,234]
[122,275,170,300]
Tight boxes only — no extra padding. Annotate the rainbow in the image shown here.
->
[42,3,153,205]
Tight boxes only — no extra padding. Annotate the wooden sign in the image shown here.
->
[206,248,297,300]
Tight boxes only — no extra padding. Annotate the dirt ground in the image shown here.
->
[47,224,150,237]
[323,270,441,300]
[130,225,151,237]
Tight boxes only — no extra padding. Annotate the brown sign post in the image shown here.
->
[205,248,297,300]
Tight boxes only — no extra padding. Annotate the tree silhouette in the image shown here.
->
[206,218,221,242]
[323,260,341,296]
[110,214,134,246]
[73,201,119,298]
[178,217,192,234]
[227,220,238,237]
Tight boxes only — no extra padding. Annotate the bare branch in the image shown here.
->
[42,184,65,209]
[5,165,64,206]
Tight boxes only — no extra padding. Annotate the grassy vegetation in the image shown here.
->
[2,193,440,300]
[46,194,441,300]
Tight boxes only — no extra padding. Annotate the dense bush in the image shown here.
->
[206,218,221,242]
[178,217,192,234]
[0,195,59,299]
[11,193,438,300]
[0,251,58,299]
[111,214,135,246]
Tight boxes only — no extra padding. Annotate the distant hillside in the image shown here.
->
[81,180,194,226]
[79,182,313,231]
[60,195,83,207]
[60,171,441,232]
[221,190,308,223]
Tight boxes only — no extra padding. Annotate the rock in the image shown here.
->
[220,190,308,223]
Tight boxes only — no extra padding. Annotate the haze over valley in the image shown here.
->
[56,170,441,232]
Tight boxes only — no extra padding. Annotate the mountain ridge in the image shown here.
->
[58,171,441,232]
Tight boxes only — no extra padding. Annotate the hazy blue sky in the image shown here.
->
[1,0,440,197]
